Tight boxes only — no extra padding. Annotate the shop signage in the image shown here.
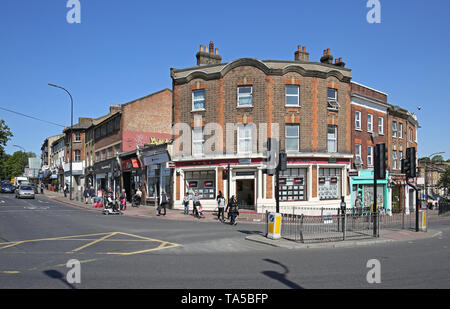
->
[349,171,359,177]
[236,171,255,176]
[121,158,140,170]
[143,153,169,166]
[204,181,213,188]
[149,137,172,146]
[188,181,198,188]
[167,162,176,168]
[238,158,252,165]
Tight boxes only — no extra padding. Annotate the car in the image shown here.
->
[1,183,15,193]
[15,185,35,199]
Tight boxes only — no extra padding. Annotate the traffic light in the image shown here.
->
[222,167,229,180]
[405,147,416,178]
[374,143,387,180]
[279,151,287,172]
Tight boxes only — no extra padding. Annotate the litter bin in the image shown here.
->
[419,209,427,232]
[267,213,282,240]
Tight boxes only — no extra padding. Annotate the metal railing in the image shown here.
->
[263,205,423,243]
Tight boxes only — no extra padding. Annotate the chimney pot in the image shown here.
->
[302,46,306,52]
[209,41,214,53]
[327,48,330,55]
[298,45,302,52]
[200,45,204,52]
[215,48,219,55]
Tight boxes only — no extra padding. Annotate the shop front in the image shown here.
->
[93,158,120,194]
[121,157,143,202]
[349,170,389,214]
[142,145,171,205]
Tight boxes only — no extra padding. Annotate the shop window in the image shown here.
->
[185,170,216,199]
[279,168,307,201]
[319,168,341,200]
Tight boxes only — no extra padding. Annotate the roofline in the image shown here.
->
[121,88,172,108]
[351,81,388,96]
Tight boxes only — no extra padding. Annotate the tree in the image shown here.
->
[431,155,444,163]
[0,119,13,154]
[437,166,450,194]
[2,151,35,179]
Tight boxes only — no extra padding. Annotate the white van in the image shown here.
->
[14,177,29,188]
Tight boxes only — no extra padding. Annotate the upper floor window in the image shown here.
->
[74,132,81,142]
[408,127,414,142]
[114,117,121,131]
[327,88,340,111]
[392,121,397,138]
[398,123,403,139]
[108,147,113,159]
[367,146,374,167]
[355,144,362,165]
[355,111,361,130]
[392,150,398,170]
[237,124,253,154]
[102,149,106,160]
[285,85,300,107]
[95,152,100,162]
[367,114,373,132]
[237,86,253,107]
[378,117,384,135]
[74,150,81,162]
[115,144,121,155]
[192,90,205,111]
[285,124,299,152]
[192,127,204,156]
[327,125,338,153]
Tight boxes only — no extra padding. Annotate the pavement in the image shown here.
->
[42,189,449,250]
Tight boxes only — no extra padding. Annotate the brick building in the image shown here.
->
[90,89,172,200]
[63,117,93,192]
[170,43,354,212]
[349,82,390,212]
[387,105,419,213]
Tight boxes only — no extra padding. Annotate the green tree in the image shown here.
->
[3,151,35,179]
[437,166,450,193]
[0,119,13,154]
[431,155,444,162]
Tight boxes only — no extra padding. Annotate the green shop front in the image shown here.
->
[349,170,390,214]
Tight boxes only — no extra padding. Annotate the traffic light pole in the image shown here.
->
[373,175,378,237]
[227,163,230,204]
[275,164,280,213]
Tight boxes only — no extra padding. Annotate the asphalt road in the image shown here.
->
[0,193,449,289]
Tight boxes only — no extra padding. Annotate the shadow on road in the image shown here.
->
[43,270,76,289]
[237,230,264,235]
[261,258,303,289]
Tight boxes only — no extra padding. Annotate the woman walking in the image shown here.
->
[216,191,226,222]
[226,195,239,225]
[183,192,190,215]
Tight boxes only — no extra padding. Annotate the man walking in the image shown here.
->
[226,195,239,225]
[217,191,226,222]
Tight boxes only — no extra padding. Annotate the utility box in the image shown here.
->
[419,209,427,232]
[267,213,282,240]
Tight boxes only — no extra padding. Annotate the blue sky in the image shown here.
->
[1,0,449,159]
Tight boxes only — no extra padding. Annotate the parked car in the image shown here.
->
[15,185,35,199]
[1,183,15,193]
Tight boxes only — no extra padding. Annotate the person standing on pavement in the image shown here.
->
[83,187,89,204]
[216,191,226,222]
[89,186,95,205]
[183,192,190,215]
[119,189,127,211]
[158,190,168,216]
[63,183,68,198]
[226,195,239,225]
[192,191,200,218]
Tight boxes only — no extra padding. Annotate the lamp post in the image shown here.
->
[48,83,73,201]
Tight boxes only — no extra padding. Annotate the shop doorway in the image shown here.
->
[123,171,132,202]
[236,179,255,210]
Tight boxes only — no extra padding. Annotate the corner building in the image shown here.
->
[171,43,354,212]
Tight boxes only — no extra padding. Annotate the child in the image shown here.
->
[119,189,127,211]
[198,205,205,218]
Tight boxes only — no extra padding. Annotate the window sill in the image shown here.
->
[191,109,206,113]
[236,106,253,109]
[285,105,301,108]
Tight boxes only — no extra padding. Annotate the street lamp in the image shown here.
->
[48,83,73,201]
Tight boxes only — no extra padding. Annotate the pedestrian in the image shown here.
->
[183,192,190,215]
[216,191,226,222]
[119,189,127,211]
[89,186,95,205]
[192,191,200,218]
[83,187,89,204]
[63,183,68,198]
[354,194,362,216]
[40,182,44,194]
[226,195,239,225]
[158,190,168,216]
[198,205,205,218]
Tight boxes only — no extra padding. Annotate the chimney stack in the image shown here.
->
[334,57,345,68]
[196,41,222,66]
[294,44,309,62]
[320,48,334,64]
